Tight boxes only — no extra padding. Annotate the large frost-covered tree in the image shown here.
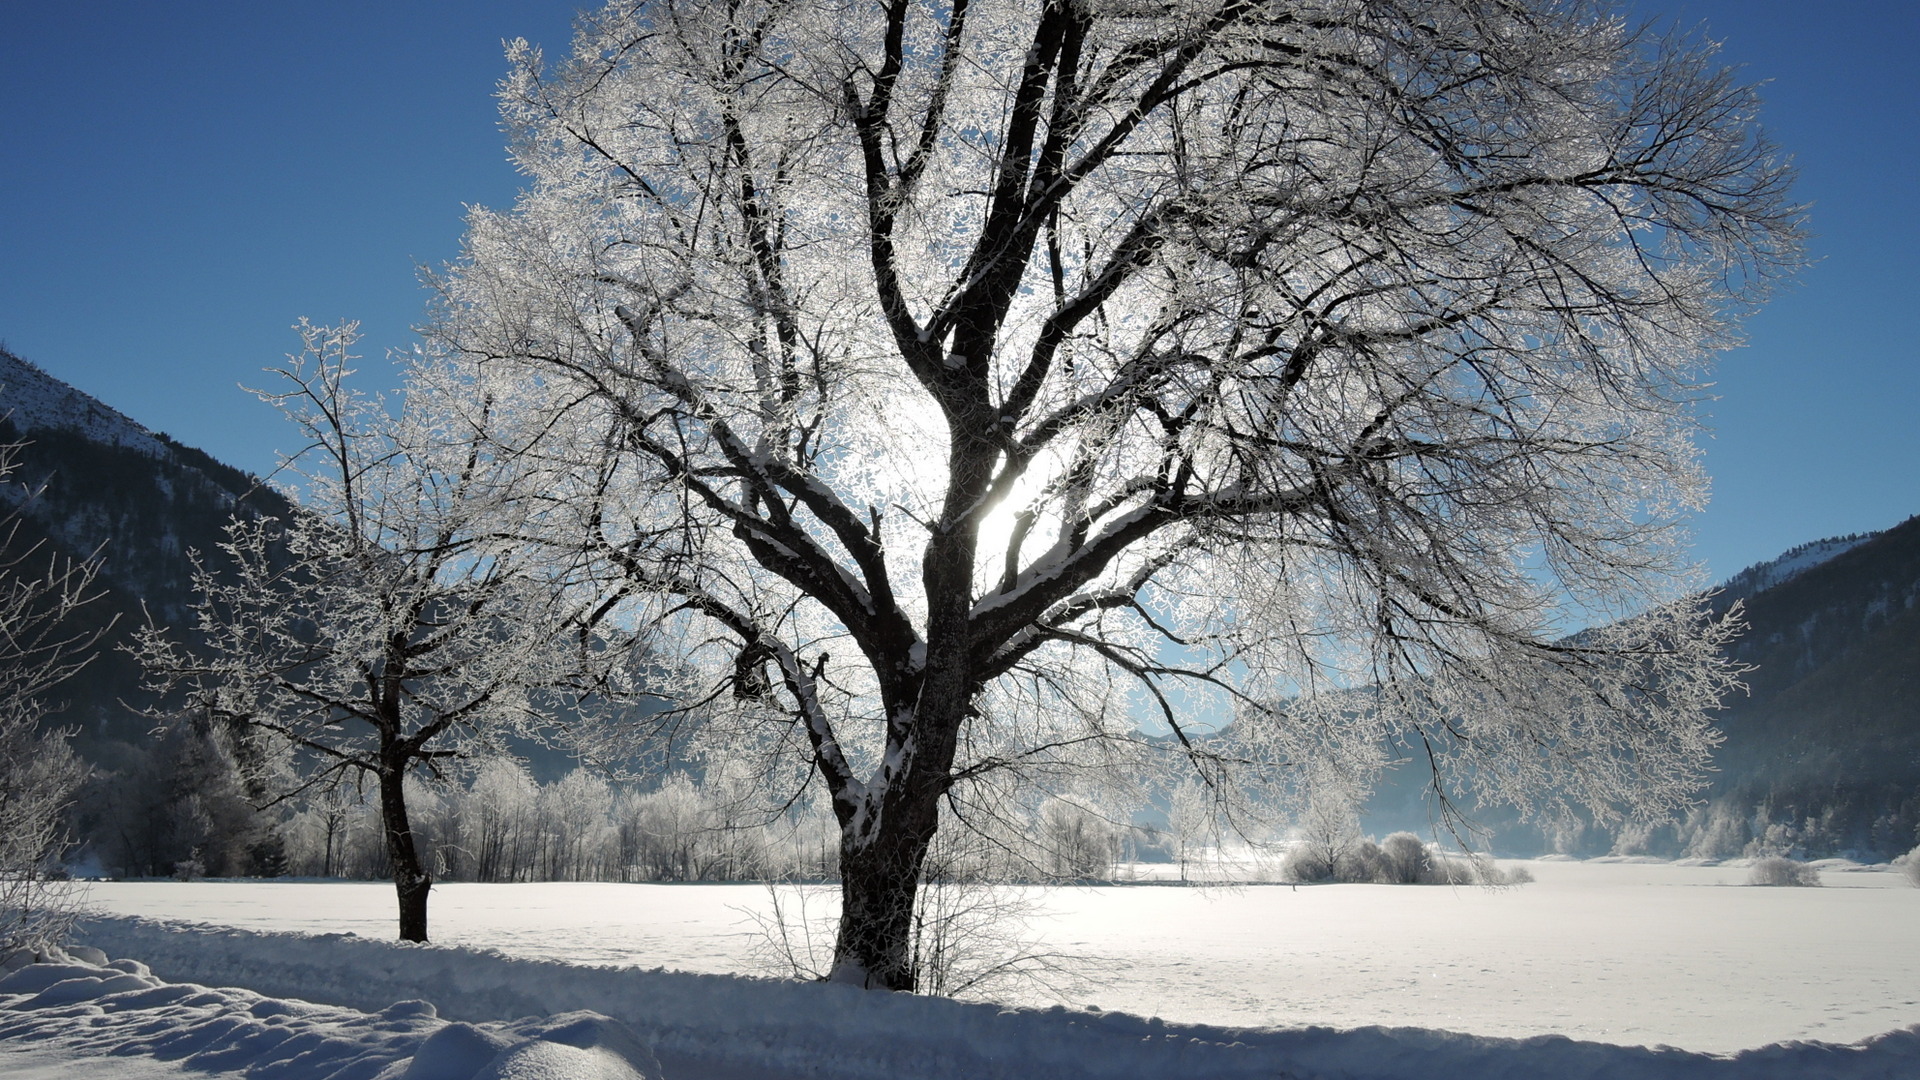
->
[428,0,1799,988]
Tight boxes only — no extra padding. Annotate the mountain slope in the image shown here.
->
[1715,533,1877,605]
[1,346,291,747]
[1358,518,1920,858]
[1716,516,1920,705]
[1675,515,1920,857]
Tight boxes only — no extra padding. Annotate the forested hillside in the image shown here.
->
[2,347,300,876]
[1412,519,1920,859]
[1,347,291,747]
[1676,516,1920,859]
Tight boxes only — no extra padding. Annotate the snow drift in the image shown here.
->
[0,950,661,1079]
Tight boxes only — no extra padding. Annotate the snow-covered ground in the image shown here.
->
[6,858,1919,1078]
[64,858,1920,1052]
[0,952,664,1079]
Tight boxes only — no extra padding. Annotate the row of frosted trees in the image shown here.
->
[284,764,833,884]
[277,758,1128,887]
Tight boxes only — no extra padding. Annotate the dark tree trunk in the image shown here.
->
[395,869,430,944]
[823,437,993,990]
[832,794,940,991]
[376,757,431,943]
[830,692,968,990]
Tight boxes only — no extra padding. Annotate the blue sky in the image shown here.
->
[2,1,1915,584]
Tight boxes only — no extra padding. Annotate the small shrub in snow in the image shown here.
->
[1284,833,1532,886]
[1335,839,1387,884]
[1282,844,1336,884]
[1424,856,1478,885]
[1379,833,1432,884]
[1459,857,1536,883]
[1900,846,1920,888]
[1492,863,1535,885]
[1747,856,1820,887]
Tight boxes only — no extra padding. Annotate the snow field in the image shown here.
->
[70,859,1920,1052]
[13,922,1920,1080]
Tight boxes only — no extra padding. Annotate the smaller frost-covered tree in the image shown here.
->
[535,768,615,881]
[1036,796,1122,882]
[614,773,707,882]
[0,438,100,954]
[1285,763,1369,883]
[282,778,366,879]
[133,322,610,941]
[465,757,541,882]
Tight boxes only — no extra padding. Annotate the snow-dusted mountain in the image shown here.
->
[1644,514,1920,859]
[1,346,287,600]
[1373,515,1920,859]
[1365,518,1920,858]
[1717,532,1879,603]
[0,348,171,458]
[1590,517,1920,859]
[2,345,290,744]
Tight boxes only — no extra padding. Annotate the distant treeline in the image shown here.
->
[1459,779,1920,863]
[1611,782,1920,862]
[72,720,1141,884]
[72,714,1920,881]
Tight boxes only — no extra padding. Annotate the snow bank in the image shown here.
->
[0,948,661,1079]
[31,916,1918,1080]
